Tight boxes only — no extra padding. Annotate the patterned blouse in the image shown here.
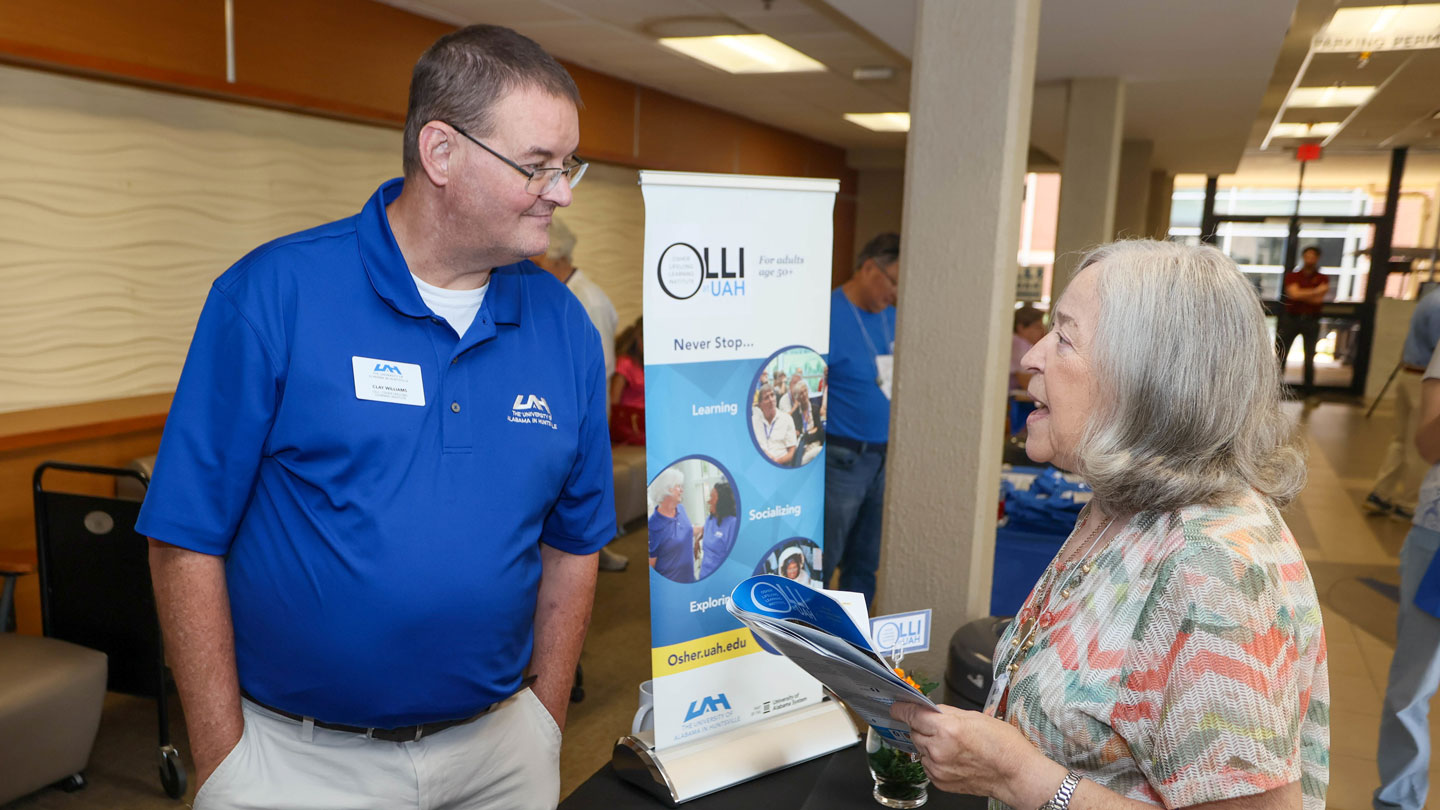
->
[987,491,1329,810]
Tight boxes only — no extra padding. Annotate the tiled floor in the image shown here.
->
[1291,395,1435,809]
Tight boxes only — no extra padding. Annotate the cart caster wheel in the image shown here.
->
[159,745,187,799]
[57,772,87,792]
[570,685,585,703]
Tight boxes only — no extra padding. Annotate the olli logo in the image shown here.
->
[373,363,402,375]
[684,693,731,722]
[657,243,746,300]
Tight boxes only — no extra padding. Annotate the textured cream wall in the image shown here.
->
[556,162,645,334]
[0,64,644,415]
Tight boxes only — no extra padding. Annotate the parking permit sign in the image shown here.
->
[869,609,931,657]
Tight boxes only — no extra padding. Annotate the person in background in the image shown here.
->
[752,382,799,466]
[1275,245,1330,395]
[697,482,739,580]
[1009,305,1046,436]
[790,376,824,466]
[1374,332,1440,810]
[610,318,644,445]
[779,550,812,586]
[534,218,618,403]
[1364,287,1440,520]
[647,469,698,584]
[141,25,611,810]
[893,240,1327,810]
[824,233,899,608]
[774,368,792,412]
[1011,305,1045,392]
[534,217,626,571]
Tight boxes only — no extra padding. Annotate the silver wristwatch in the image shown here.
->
[1038,770,1083,810]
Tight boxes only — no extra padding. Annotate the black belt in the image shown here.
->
[241,675,536,743]
[829,434,887,456]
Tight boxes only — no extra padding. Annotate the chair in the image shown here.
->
[33,461,187,798]
[0,549,107,804]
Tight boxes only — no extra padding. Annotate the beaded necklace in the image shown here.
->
[998,508,1115,677]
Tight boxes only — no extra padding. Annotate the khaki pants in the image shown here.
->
[1374,370,1426,511]
[195,690,561,810]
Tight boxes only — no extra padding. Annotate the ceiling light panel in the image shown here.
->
[657,35,827,74]
[1268,122,1342,139]
[843,112,910,132]
[1287,85,1377,107]
[1314,4,1440,52]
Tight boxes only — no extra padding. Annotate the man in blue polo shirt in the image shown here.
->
[140,26,614,810]
[823,233,900,609]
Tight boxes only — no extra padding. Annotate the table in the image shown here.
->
[561,742,987,810]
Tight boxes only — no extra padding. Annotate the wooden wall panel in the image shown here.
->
[0,0,225,84]
[231,0,451,125]
[568,63,639,166]
[636,88,743,174]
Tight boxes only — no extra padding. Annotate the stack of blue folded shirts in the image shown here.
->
[1002,468,1091,534]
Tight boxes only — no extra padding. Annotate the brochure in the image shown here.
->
[727,575,940,753]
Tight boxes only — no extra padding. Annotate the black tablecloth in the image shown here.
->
[562,742,987,810]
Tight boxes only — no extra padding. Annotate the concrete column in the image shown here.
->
[1146,170,1174,239]
[1050,78,1124,303]
[1112,140,1152,239]
[877,0,1040,676]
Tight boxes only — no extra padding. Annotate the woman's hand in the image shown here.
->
[890,703,1063,801]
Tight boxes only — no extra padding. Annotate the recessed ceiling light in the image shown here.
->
[657,35,826,74]
[1268,122,1342,139]
[1288,86,1377,107]
[843,113,911,132]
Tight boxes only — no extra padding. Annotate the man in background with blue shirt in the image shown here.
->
[140,25,614,810]
[1367,286,1440,521]
[823,233,900,609]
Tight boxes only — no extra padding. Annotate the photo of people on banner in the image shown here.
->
[754,538,823,588]
[749,347,827,468]
[647,457,740,584]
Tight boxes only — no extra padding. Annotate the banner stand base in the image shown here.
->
[611,698,861,806]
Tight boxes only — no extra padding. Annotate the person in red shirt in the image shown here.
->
[1275,246,1330,393]
[610,318,645,445]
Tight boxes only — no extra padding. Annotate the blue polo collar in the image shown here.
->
[357,178,523,328]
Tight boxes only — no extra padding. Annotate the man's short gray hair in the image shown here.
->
[648,468,684,505]
[402,25,581,178]
[756,382,776,404]
[1074,240,1305,515]
[546,217,576,261]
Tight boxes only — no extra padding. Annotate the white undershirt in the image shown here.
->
[411,273,488,337]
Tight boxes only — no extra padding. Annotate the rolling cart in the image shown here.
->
[33,461,187,799]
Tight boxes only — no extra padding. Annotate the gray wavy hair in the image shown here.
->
[1073,240,1306,514]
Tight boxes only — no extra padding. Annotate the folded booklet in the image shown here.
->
[727,575,939,753]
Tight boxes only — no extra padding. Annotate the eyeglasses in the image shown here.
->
[445,122,588,195]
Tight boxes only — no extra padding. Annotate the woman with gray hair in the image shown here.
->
[647,468,700,583]
[893,240,1329,810]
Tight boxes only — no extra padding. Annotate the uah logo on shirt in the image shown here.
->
[373,363,402,375]
[684,692,731,722]
[508,394,557,430]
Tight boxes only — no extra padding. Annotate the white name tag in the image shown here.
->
[352,356,425,407]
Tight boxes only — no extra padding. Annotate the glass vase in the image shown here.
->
[866,726,929,808]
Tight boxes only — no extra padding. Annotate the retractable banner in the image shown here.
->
[641,171,839,750]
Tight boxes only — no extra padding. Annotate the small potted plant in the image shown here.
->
[867,666,938,808]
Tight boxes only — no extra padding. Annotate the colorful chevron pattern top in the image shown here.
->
[988,490,1329,809]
